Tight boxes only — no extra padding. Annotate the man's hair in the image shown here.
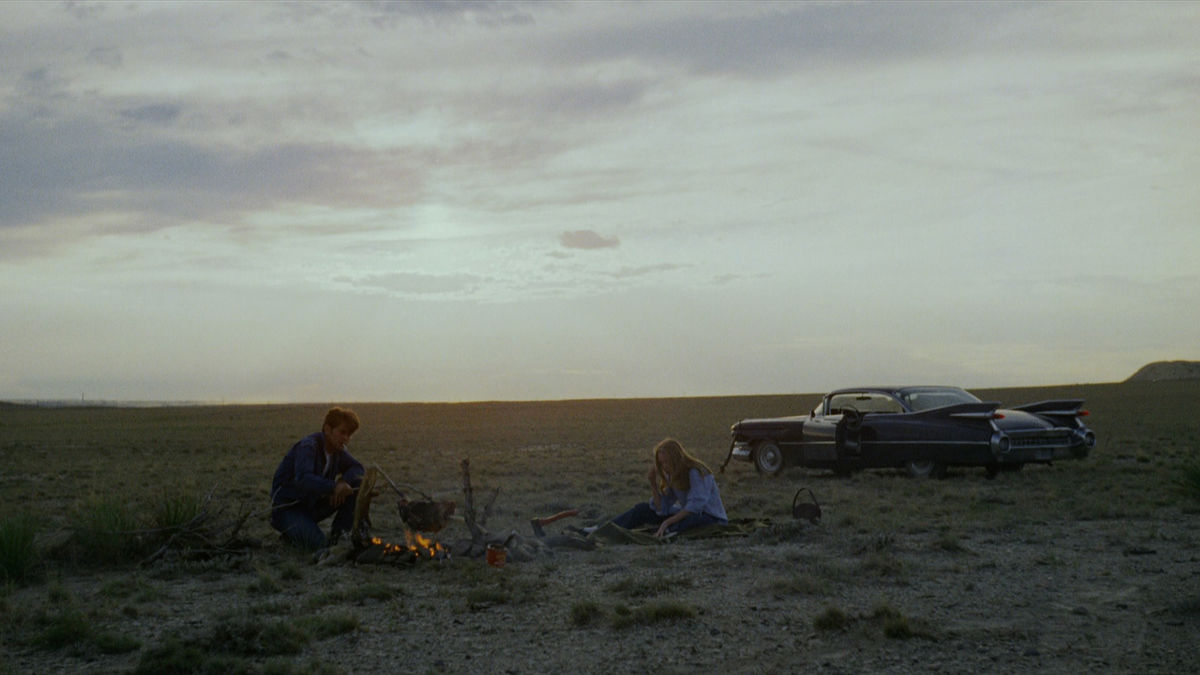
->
[323,407,360,433]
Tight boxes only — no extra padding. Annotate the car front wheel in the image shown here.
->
[906,459,945,479]
[753,441,784,476]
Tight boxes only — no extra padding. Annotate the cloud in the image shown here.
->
[119,103,181,125]
[559,229,619,250]
[608,264,684,279]
[349,272,485,295]
[87,46,123,68]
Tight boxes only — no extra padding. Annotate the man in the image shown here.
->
[270,406,365,550]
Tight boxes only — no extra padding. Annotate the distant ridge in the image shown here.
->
[1125,360,1200,382]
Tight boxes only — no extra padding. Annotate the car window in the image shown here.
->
[900,388,980,411]
[827,393,903,414]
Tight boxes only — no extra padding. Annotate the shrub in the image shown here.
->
[0,513,39,583]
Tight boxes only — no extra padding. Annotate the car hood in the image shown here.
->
[994,409,1057,431]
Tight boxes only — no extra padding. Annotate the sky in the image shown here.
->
[1,1,1197,404]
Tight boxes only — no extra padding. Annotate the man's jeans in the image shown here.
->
[271,494,358,550]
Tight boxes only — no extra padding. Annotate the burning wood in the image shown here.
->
[352,530,450,565]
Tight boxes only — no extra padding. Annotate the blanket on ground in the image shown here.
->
[585,518,773,546]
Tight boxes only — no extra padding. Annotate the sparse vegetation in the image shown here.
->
[0,380,1198,672]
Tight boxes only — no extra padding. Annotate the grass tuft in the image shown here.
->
[1178,458,1200,502]
[133,637,245,675]
[611,601,696,629]
[0,513,39,584]
[34,606,93,650]
[210,617,311,656]
[150,491,203,533]
[813,606,850,631]
[68,495,147,565]
[604,573,692,598]
[570,600,604,626]
[871,603,935,640]
[466,588,510,609]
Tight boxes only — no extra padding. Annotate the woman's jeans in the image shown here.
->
[610,501,721,534]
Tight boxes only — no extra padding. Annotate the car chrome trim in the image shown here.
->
[990,432,1011,455]
[950,411,1001,420]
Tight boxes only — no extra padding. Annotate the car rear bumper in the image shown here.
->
[995,427,1096,461]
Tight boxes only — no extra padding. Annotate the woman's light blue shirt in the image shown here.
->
[655,468,728,523]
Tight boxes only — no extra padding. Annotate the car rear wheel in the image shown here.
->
[906,459,945,479]
[753,441,784,476]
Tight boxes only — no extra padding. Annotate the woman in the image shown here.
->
[611,438,728,537]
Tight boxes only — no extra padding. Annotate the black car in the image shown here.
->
[723,386,1095,478]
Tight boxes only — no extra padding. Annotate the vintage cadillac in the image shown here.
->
[724,386,1095,478]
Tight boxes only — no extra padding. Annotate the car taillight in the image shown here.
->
[993,413,1005,419]
[1077,410,1090,417]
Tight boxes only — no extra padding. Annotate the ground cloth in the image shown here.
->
[584,518,773,546]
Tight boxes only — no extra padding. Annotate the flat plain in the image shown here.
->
[2,380,1199,673]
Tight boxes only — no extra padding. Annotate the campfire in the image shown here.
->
[329,466,453,566]
[354,530,450,565]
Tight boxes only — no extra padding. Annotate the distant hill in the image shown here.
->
[1125,360,1200,382]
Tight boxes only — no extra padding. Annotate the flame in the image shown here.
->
[404,529,448,558]
[364,532,448,560]
[369,536,409,555]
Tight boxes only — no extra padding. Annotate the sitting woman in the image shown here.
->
[611,438,729,537]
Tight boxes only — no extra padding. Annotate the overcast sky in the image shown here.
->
[2,1,1197,403]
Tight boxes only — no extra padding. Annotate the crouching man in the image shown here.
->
[270,406,365,550]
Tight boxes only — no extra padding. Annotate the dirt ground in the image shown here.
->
[2,381,1199,673]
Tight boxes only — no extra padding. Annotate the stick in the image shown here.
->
[460,458,483,541]
[371,462,431,501]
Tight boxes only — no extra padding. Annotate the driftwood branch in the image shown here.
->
[139,488,261,566]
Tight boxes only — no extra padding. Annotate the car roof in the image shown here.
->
[826,386,969,397]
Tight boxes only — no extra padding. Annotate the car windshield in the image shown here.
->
[897,387,980,411]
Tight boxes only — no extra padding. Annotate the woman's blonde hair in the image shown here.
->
[653,438,712,491]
